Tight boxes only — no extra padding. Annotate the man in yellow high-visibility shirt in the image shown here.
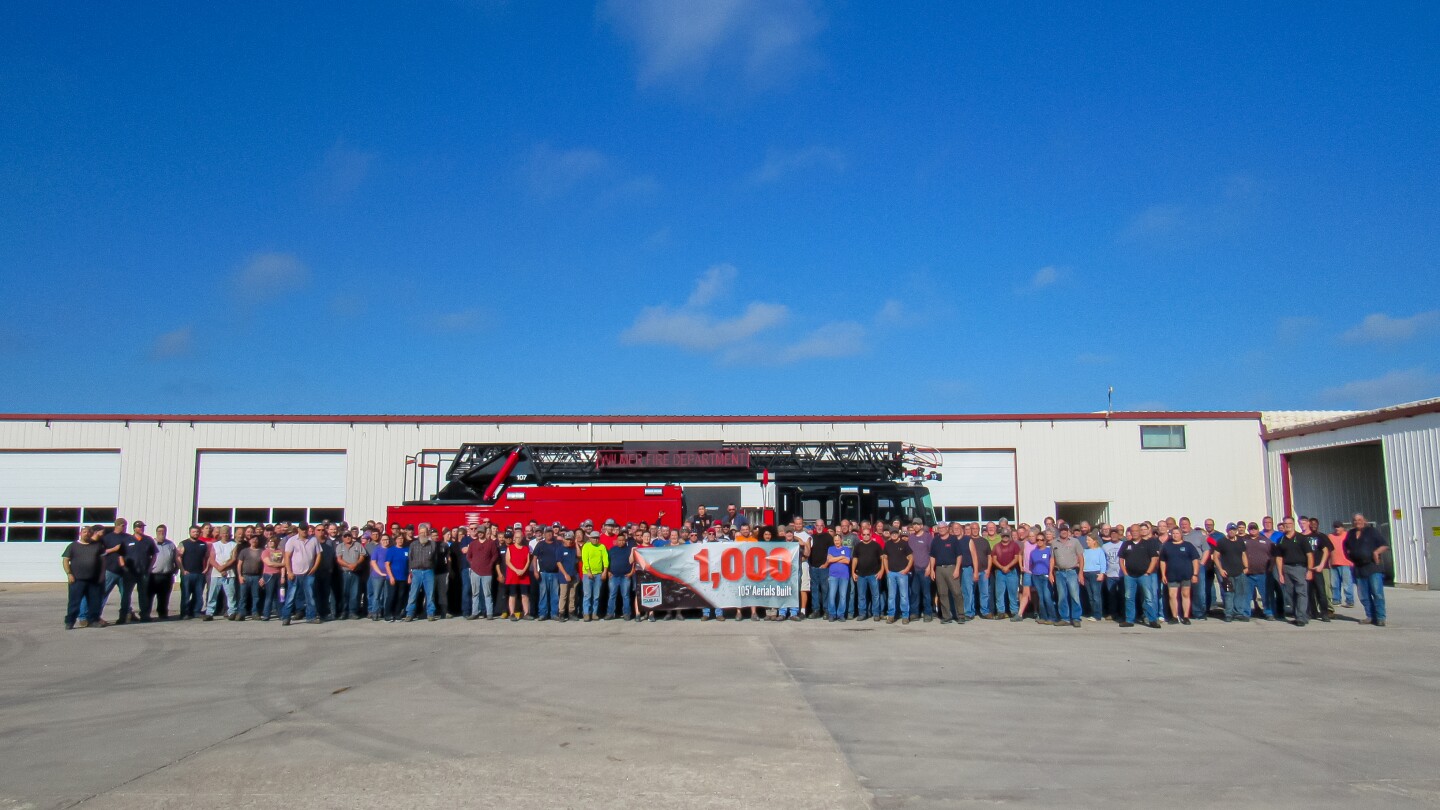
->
[581,531,610,622]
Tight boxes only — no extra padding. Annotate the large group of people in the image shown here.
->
[58,507,1393,630]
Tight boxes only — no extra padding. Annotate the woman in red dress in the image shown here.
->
[504,530,533,621]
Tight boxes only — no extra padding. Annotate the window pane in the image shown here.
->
[8,526,41,542]
[309,508,344,524]
[47,507,81,523]
[83,507,118,523]
[45,526,81,542]
[980,506,1017,521]
[272,508,307,523]
[234,508,270,525]
[943,506,979,522]
[196,508,233,524]
[9,508,42,523]
[1141,425,1186,449]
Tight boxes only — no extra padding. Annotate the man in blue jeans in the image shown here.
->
[281,526,321,626]
[807,522,833,617]
[1051,528,1084,627]
[606,530,635,619]
[532,530,562,620]
[851,532,884,620]
[1118,525,1161,628]
[883,528,912,624]
[403,526,441,622]
[1242,522,1276,619]
[1344,513,1389,627]
[905,521,934,622]
[825,535,852,622]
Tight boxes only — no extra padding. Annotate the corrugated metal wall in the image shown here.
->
[1287,444,1389,529]
[0,416,1269,581]
[1267,410,1440,585]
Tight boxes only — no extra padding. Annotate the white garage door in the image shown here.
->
[196,452,346,526]
[926,451,1016,523]
[0,451,122,582]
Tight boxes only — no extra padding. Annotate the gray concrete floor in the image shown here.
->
[1,584,1437,809]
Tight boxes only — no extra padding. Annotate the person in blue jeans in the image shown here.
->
[825,536,852,622]
[1050,529,1083,627]
[851,534,883,620]
[993,534,1022,619]
[1029,536,1057,624]
[403,528,441,622]
[1344,514,1389,627]
[1118,526,1161,628]
[883,530,912,624]
[280,529,321,626]
[971,528,993,619]
[1329,521,1356,607]
[1081,534,1107,621]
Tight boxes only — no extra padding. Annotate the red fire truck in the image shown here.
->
[386,441,940,530]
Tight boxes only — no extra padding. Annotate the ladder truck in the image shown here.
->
[386,440,941,531]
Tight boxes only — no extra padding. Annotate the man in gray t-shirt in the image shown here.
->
[336,534,368,619]
[1180,517,1212,619]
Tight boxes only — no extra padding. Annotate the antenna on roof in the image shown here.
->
[1106,386,1114,425]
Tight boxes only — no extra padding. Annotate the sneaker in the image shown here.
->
[701,615,712,621]
[202,615,213,622]
[1376,620,1386,627]
[65,623,75,630]
[1118,621,1135,628]
[873,616,883,623]
[1180,618,1191,625]
[306,618,322,624]
[76,620,91,629]
[282,618,291,626]
[922,616,934,623]
[1009,616,1024,622]
[1147,621,1162,629]
[1071,620,1081,628]
[901,618,910,625]
[886,617,897,624]
[428,616,438,622]
[404,617,414,622]
[716,615,726,622]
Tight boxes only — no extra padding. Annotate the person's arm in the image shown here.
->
[307,547,321,577]
[1145,553,1159,576]
[925,558,935,578]
[969,542,981,581]
[879,555,889,578]
[1238,551,1248,578]
[1304,551,1314,580]
[62,551,74,583]
[1190,553,1200,583]
[282,549,294,579]
[901,553,913,576]
[1315,544,1329,571]
[206,546,217,576]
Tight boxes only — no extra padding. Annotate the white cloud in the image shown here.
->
[626,301,788,351]
[1119,204,1185,241]
[749,145,844,184]
[151,325,194,359]
[1341,311,1440,345]
[1017,265,1062,293]
[1075,352,1113,366]
[621,264,867,364]
[231,252,310,304]
[429,309,487,333]
[317,140,377,200]
[601,0,823,88]
[521,144,611,199]
[1321,367,1440,408]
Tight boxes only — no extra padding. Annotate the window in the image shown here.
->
[980,506,1016,522]
[938,506,980,523]
[1140,424,1186,450]
[193,506,347,528]
[0,506,105,542]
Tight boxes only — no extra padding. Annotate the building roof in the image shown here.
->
[1264,397,1440,440]
[0,410,1263,426]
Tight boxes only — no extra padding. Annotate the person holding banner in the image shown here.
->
[884,529,913,624]
[825,534,853,622]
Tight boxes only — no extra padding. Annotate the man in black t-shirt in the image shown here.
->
[1303,517,1333,621]
[852,534,884,621]
[883,531,913,624]
[1274,518,1314,627]
[62,526,107,628]
[807,523,833,617]
[1344,513,1389,626]
[178,526,209,620]
[1118,526,1160,628]
[1214,523,1250,622]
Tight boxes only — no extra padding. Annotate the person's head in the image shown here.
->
[1225,522,1237,538]
[1353,513,1368,529]
[697,505,708,515]
[726,504,737,515]
[760,528,775,540]
[1281,516,1296,535]
[113,518,127,534]
[1169,527,1183,542]
[200,522,214,537]
[249,532,261,547]
[1203,518,1215,532]
[783,527,795,540]
[1262,516,1275,530]
[1085,534,1100,548]
[267,532,281,548]
[189,525,201,540]
[79,525,94,543]
[326,524,338,538]
[831,533,843,547]
[1078,521,1091,535]
[1108,527,1122,541]
[1179,517,1193,532]
[667,528,680,542]
[604,518,618,535]
[1059,526,1071,539]
[378,532,392,548]
[1043,529,1056,543]
[1247,521,1260,537]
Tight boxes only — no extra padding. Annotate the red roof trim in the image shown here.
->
[1264,400,1440,440]
[0,411,1261,425]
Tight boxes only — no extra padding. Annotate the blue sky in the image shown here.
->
[2,1,1438,415]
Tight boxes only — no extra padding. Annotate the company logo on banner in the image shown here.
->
[639,582,664,608]
[635,541,801,610]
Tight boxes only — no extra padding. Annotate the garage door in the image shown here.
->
[0,451,121,582]
[196,452,346,526]
[925,451,1016,523]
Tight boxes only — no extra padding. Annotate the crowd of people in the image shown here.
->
[58,507,1393,630]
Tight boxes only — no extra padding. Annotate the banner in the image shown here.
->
[635,541,800,611]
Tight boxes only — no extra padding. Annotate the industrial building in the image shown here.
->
[0,404,1432,586]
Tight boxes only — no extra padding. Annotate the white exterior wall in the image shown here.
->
[1266,410,1440,586]
[0,415,1267,581]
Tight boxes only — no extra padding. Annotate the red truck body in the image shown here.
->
[385,484,684,531]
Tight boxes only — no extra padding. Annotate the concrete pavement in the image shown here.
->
[1,584,1437,809]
